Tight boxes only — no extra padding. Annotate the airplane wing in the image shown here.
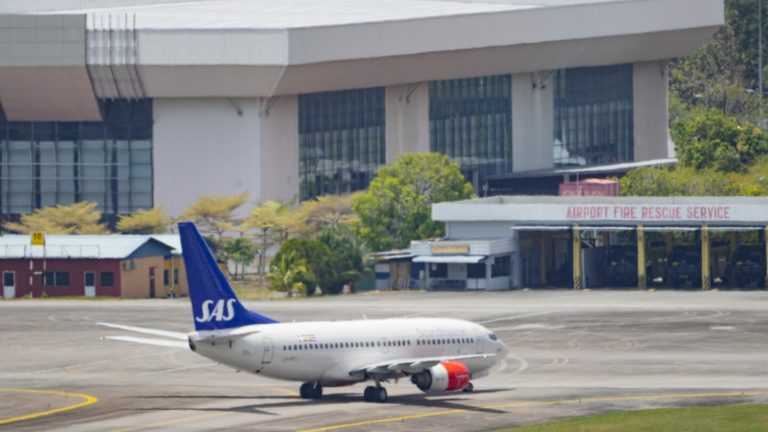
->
[349,353,497,377]
[103,335,189,349]
[97,322,187,340]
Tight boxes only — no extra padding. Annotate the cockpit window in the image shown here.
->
[488,333,498,341]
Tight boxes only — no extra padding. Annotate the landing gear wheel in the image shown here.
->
[300,382,323,399]
[300,382,312,399]
[310,382,323,399]
[374,387,388,403]
[463,382,474,393]
[363,386,376,402]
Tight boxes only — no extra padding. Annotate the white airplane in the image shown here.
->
[100,222,509,403]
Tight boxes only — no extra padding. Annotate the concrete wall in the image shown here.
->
[512,72,554,173]
[0,258,120,297]
[385,83,430,163]
[446,222,519,240]
[153,98,262,216]
[260,95,300,203]
[120,256,164,298]
[633,61,671,160]
[163,256,188,297]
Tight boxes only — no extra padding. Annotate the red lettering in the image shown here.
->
[684,206,732,220]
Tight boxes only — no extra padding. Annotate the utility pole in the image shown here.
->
[760,0,764,125]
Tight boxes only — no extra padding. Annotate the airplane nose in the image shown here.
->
[498,341,510,357]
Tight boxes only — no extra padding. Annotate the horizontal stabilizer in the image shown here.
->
[97,322,187,340]
[104,336,189,349]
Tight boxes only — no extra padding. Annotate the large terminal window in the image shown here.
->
[429,75,513,184]
[553,64,634,167]
[0,99,153,220]
[298,87,385,201]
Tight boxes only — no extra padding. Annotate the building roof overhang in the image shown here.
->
[433,196,768,228]
[0,0,723,115]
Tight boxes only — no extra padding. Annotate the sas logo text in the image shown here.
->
[196,299,236,323]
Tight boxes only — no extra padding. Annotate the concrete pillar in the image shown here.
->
[385,83,430,163]
[425,263,431,291]
[512,72,554,173]
[485,258,492,290]
[701,225,711,291]
[637,225,647,290]
[572,225,582,290]
[765,226,768,290]
[633,61,671,160]
[539,238,547,286]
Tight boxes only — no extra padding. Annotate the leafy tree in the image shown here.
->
[669,25,751,113]
[220,237,257,279]
[268,251,311,297]
[3,202,109,234]
[316,224,366,294]
[672,109,768,172]
[246,200,301,289]
[295,193,360,235]
[181,192,248,242]
[116,207,172,234]
[353,153,474,251]
[621,166,739,197]
[669,2,766,124]
[726,0,766,90]
[271,237,332,296]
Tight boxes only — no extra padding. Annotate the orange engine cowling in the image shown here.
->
[410,361,470,393]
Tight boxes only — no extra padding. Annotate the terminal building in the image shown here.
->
[0,0,723,222]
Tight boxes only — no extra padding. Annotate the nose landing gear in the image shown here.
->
[299,382,323,399]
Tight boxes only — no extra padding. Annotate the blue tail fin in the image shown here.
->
[178,222,278,331]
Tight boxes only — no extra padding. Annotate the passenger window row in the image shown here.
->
[417,337,474,346]
[281,337,476,351]
[282,339,412,351]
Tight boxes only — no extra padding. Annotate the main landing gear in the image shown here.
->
[463,382,474,393]
[299,382,323,399]
[363,383,388,403]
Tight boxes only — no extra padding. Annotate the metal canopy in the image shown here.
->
[412,255,486,264]
[510,225,572,231]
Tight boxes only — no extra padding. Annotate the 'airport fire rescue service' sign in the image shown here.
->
[565,204,732,222]
[30,231,46,246]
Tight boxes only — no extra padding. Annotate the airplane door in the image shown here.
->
[261,337,273,365]
[3,271,15,299]
[474,330,484,354]
[379,337,389,354]
[84,272,96,297]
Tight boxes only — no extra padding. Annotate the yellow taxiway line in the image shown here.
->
[0,388,98,426]
[297,390,768,432]
[109,412,229,432]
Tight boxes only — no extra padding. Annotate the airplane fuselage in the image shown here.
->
[190,317,507,386]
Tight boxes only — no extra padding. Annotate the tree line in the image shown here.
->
[624,0,768,196]
[1,153,473,297]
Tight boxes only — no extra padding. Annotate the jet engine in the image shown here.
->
[410,361,470,393]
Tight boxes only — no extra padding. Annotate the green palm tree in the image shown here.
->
[268,251,313,297]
